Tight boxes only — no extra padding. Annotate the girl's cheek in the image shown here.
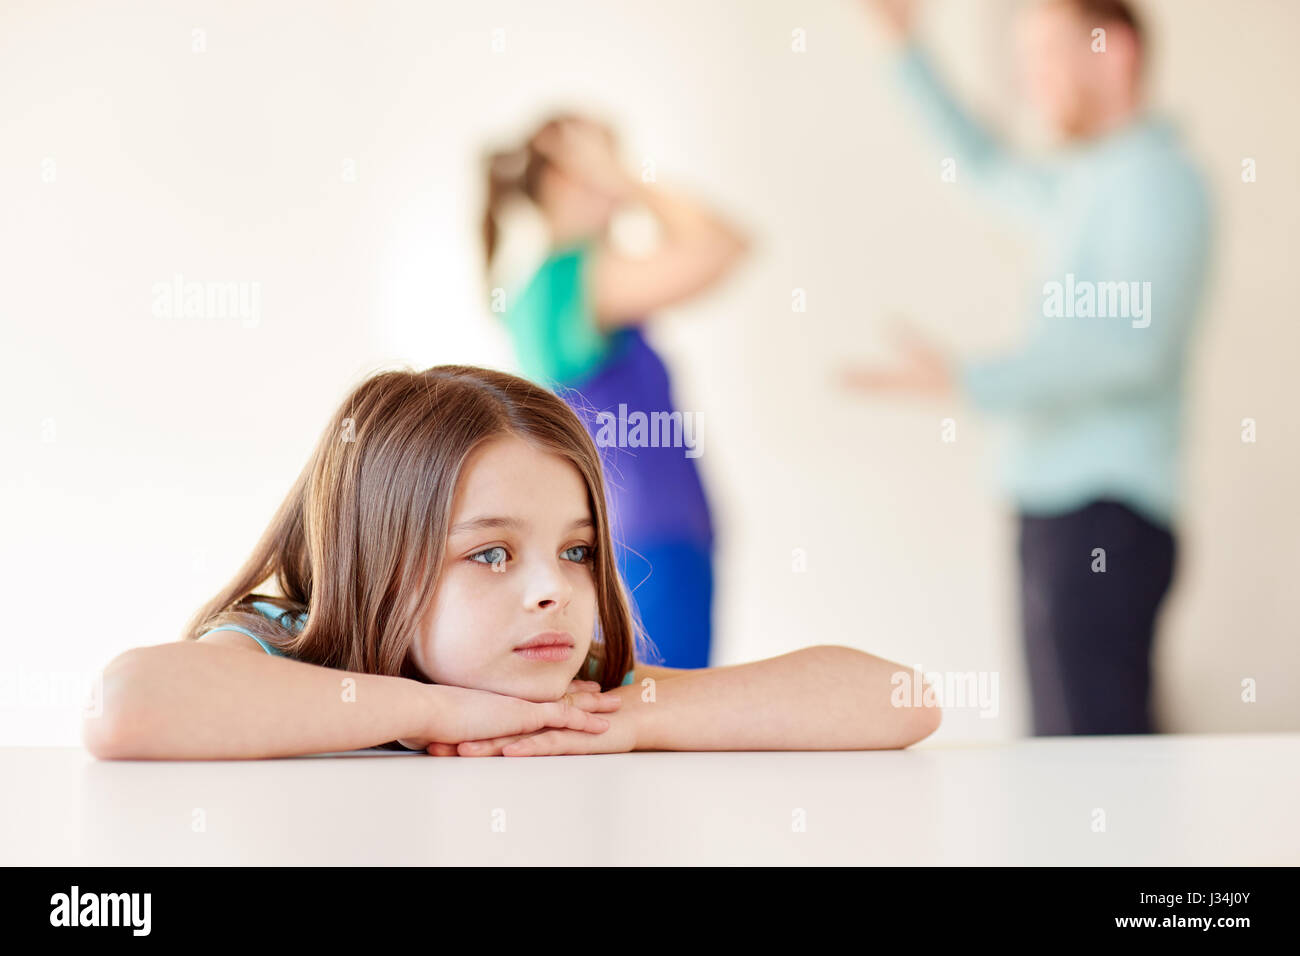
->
[449,562,500,599]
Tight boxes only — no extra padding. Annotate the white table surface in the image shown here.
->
[5,733,1297,865]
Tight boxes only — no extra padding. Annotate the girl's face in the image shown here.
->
[412,434,599,702]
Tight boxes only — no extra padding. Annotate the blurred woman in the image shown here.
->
[481,114,748,668]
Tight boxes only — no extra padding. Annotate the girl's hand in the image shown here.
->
[435,688,639,757]
[396,680,622,752]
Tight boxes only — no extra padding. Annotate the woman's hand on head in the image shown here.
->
[396,679,622,753]
[534,118,633,202]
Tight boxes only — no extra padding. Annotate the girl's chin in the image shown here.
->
[471,674,578,704]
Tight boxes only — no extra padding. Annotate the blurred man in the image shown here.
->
[847,0,1213,735]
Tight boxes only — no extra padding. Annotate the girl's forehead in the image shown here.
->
[450,436,591,520]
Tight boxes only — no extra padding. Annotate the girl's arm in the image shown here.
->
[84,638,620,760]
[631,645,941,751]
[84,640,444,760]
[633,663,689,682]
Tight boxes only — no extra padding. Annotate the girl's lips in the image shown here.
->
[513,645,574,663]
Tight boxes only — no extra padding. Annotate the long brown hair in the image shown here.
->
[481,112,616,276]
[183,364,639,699]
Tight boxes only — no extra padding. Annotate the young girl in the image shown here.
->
[84,365,940,759]
[483,114,748,671]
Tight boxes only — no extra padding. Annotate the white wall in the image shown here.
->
[2,0,1296,745]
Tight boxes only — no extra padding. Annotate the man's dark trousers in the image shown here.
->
[1018,498,1177,735]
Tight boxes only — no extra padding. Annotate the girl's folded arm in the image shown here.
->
[82,637,437,761]
[631,645,941,752]
[632,663,689,682]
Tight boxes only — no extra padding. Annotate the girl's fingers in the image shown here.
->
[553,695,616,731]
[562,689,623,716]
[459,732,574,757]
[458,733,529,756]
[453,697,613,755]
[501,731,581,757]
[428,687,618,755]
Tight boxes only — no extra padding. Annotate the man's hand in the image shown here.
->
[840,323,956,399]
[859,0,919,44]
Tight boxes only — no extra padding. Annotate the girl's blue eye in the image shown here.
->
[470,546,508,568]
[562,545,594,563]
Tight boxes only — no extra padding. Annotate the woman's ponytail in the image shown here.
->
[482,147,529,274]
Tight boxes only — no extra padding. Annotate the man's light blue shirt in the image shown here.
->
[893,45,1213,528]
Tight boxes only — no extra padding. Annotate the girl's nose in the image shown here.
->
[524,559,572,610]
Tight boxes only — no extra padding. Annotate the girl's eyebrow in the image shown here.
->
[449,515,593,535]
